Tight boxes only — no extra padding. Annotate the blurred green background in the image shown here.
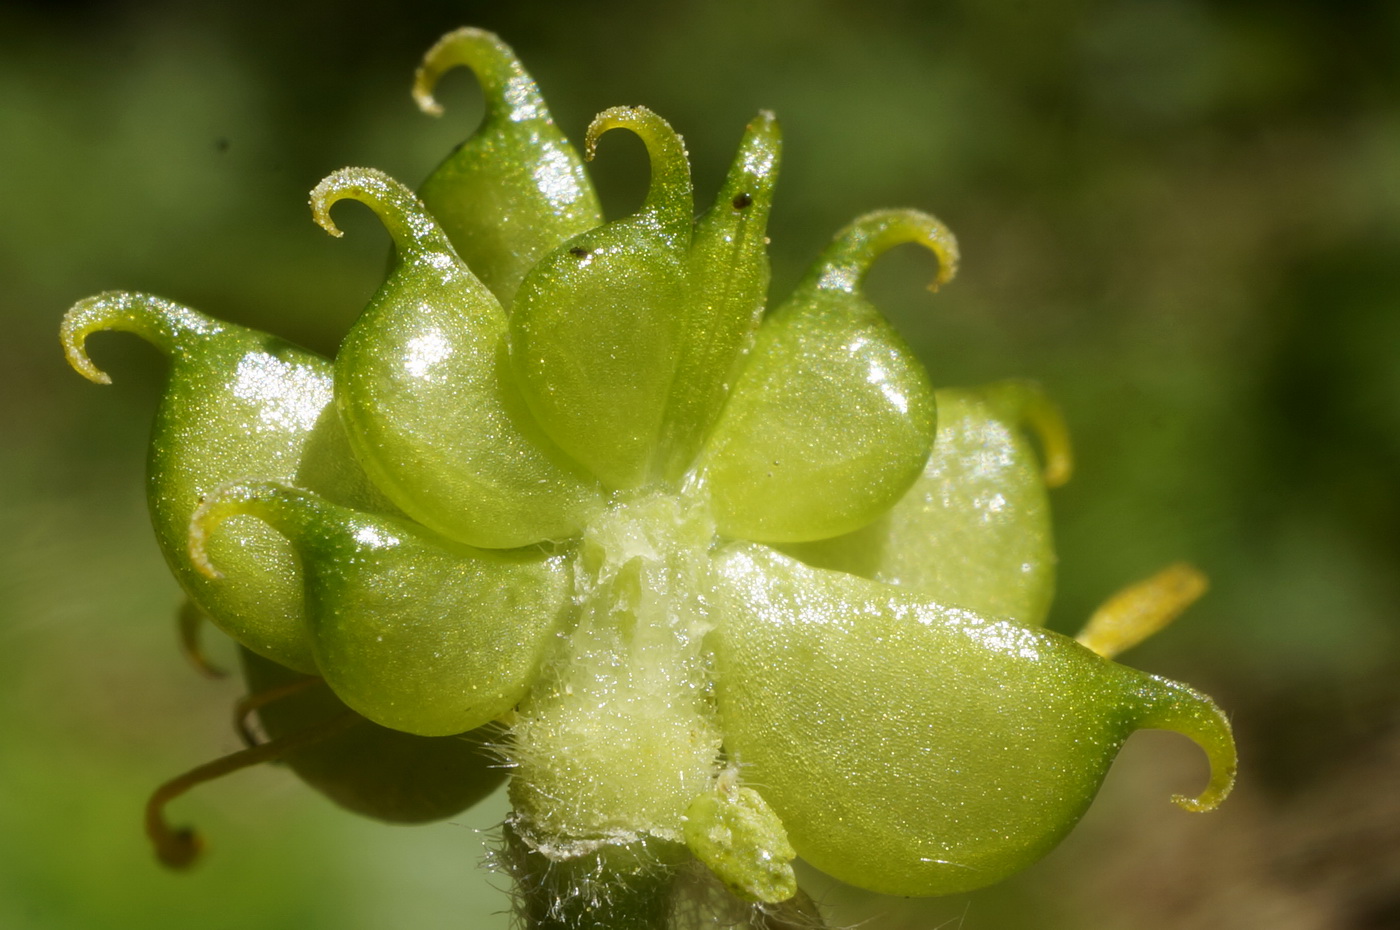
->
[3,0,1398,927]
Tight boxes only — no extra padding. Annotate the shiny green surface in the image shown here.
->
[511,106,693,489]
[60,294,389,672]
[658,111,781,479]
[315,168,602,548]
[783,381,1063,624]
[701,211,951,542]
[712,544,1234,896]
[193,482,571,737]
[414,27,603,308]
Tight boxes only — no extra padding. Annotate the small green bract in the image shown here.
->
[61,26,1235,920]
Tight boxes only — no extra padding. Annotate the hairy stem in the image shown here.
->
[504,820,684,930]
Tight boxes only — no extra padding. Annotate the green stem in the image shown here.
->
[504,820,684,930]
[503,820,832,930]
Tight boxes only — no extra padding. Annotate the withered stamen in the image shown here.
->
[145,710,360,869]
[234,676,327,748]
[177,600,226,679]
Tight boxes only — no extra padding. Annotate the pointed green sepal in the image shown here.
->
[684,774,797,904]
[658,111,782,480]
[510,106,694,489]
[413,27,603,308]
[782,380,1069,625]
[313,167,603,549]
[192,482,573,737]
[240,648,506,823]
[711,543,1235,896]
[60,292,387,672]
[701,210,955,543]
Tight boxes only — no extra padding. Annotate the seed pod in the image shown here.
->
[413,27,603,308]
[701,210,954,543]
[192,482,573,737]
[511,106,693,489]
[240,648,505,824]
[313,167,602,549]
[782,379,1071,625]
[657,111,781,480]
[60,293,388,671]
[711,543,1235,897]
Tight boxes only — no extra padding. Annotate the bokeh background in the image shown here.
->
[3,0,1398,927]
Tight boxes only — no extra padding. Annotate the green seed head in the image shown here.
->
[62,26,1234,909]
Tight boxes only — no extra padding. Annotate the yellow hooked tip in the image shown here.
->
[60,291,204,385]
[1134,674,1237,813]
[981,379,1074,487]
[812,209,960,297]
[310,167,448,257]
[60,297,115,385]
[411,27,498,117]
[188,482,278,580]
[188,494,227,581]
[412,27,537,122]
